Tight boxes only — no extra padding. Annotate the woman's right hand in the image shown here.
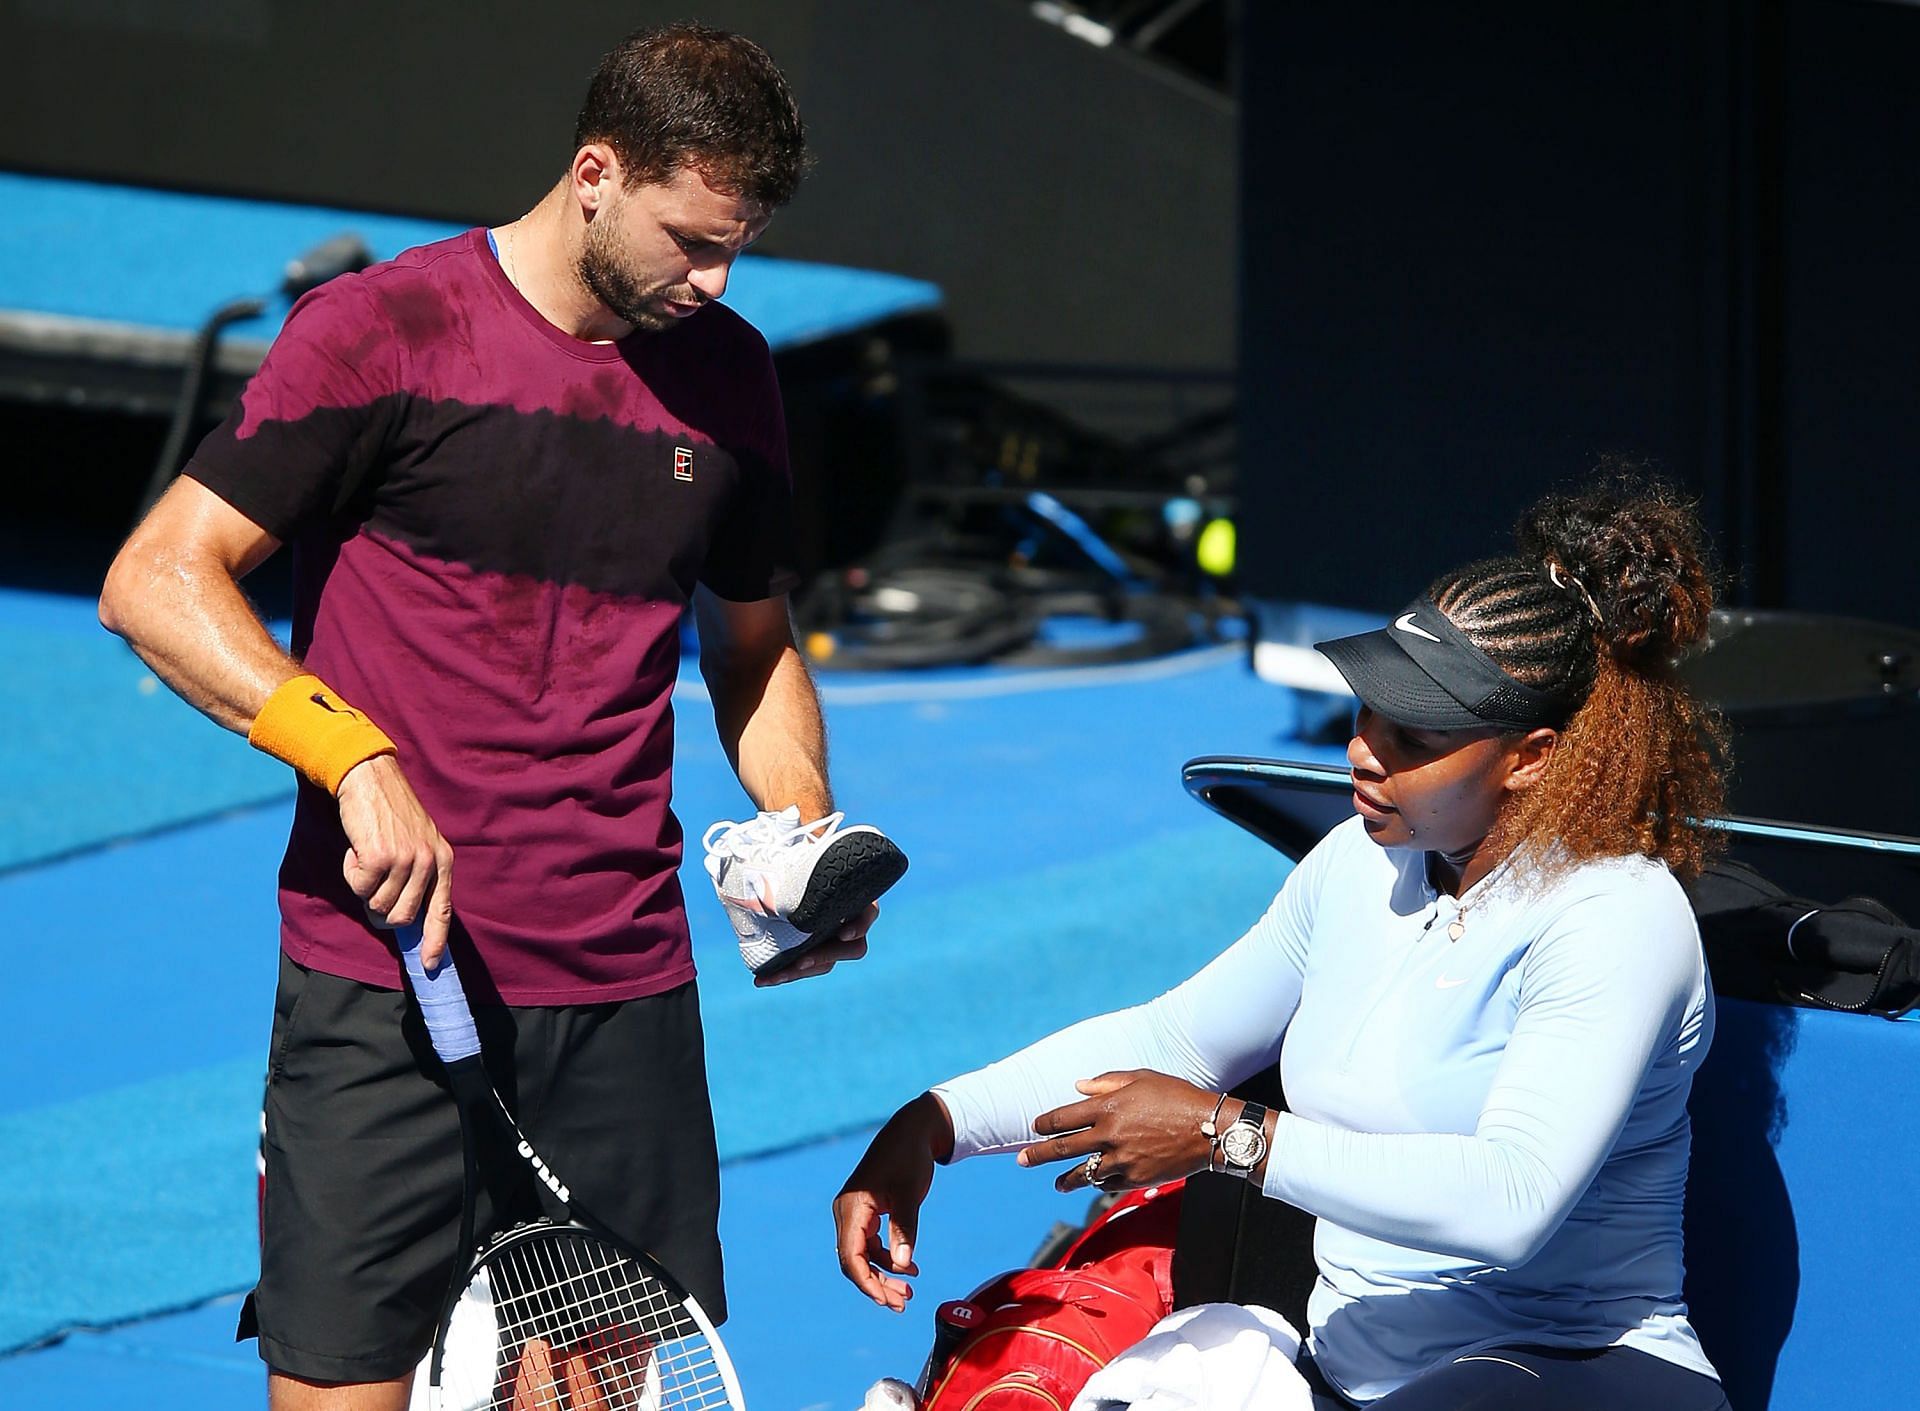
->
[833,1092,953,1310]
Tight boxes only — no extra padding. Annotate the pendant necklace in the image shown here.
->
[1433,845,1487,942]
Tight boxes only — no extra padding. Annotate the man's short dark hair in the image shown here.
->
[573,24,808,209]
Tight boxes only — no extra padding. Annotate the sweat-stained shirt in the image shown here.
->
[935,816,1720,1403]
[186,228,797,1004]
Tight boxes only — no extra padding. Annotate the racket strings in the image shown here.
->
[438,1228,733,1410]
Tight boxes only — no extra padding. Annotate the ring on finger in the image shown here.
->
[1083,1150,1104,1186]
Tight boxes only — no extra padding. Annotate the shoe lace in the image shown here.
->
[702,808,846,865]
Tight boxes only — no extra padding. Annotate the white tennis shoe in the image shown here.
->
[701,806,908,976]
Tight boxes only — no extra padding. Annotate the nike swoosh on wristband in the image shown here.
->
[1394,612,1443,642]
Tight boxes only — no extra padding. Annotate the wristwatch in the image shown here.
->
[1215,1101,1271,1179]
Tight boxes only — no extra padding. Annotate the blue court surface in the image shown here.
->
[0,584,1331,1409]
[0,171,942,358]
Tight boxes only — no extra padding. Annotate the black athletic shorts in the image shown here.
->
[239,953,725,1384]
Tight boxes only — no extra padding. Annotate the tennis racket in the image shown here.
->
[398,924,746,1411]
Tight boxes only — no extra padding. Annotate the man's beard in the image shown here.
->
[578,219,697,334]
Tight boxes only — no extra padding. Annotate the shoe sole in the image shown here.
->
[753,833,909,977]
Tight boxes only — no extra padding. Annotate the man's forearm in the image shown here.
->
[103,480,454,954]
[713,642,833,818]
[100,535,299,735]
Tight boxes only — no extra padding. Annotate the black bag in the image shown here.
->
[1687,860,1920,1017]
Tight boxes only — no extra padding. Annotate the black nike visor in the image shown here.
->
[1315,598,1576,732]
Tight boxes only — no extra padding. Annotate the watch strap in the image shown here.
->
[1221,1101,1271,1178]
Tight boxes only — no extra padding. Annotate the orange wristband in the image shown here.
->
[247,673,397,794]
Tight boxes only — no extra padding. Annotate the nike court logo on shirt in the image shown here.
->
[1394,612,1442,643]
[1435,974,1470,989]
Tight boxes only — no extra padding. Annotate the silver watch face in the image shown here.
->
[1221,1119,1267,1168]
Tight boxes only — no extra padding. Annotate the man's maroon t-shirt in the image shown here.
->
[186,229,797,1003]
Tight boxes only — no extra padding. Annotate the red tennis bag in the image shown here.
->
[918,1180,1183,1410]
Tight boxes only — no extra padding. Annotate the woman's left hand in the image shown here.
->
[1017,1070,1219,1194]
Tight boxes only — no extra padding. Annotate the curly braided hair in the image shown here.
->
[1431,474,1729,880]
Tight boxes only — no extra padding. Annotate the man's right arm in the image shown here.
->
[99,477,456,960]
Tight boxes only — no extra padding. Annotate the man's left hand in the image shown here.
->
[753,902,879,988]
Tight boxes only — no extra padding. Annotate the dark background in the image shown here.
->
[1237,0,1920,624]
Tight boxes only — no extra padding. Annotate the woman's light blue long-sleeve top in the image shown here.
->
[933,816,1720,1403]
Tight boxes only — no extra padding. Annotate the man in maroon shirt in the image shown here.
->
[101,24,874,1409]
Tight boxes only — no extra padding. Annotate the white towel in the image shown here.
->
[407,1268,498,1411]
[862,1377,921,1410]
[1069,1302,1311,1411]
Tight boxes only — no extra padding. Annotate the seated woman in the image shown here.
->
[833,480,1734,1410]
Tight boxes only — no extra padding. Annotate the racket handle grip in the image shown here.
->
[397,923,482,1063]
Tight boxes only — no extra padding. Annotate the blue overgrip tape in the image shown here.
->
[396,923,481,1063]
